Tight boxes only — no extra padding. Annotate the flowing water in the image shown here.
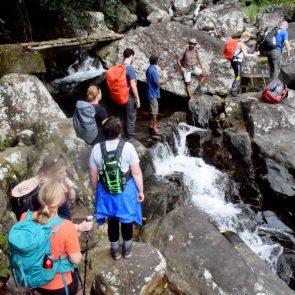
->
[53,55,105,85]
[151,122,295,274]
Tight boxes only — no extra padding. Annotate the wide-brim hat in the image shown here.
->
[12,176,40,198]
[189,38,198,44]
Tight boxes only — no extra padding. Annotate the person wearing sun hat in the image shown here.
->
[177,38,208,97]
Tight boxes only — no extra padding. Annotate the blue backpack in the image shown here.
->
[8,211,76,292]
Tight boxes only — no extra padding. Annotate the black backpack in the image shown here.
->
[260,27,279,53]
[100,140,130,194]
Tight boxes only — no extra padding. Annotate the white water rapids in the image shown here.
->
[151,122,293,273]
[53,56,105,84]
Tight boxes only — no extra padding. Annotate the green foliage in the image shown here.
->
[37,0,97,28]
[242,0,295,23]
[97,0,120,29]
[0,234,10,279]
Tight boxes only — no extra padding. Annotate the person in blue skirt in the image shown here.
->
[89,117,144,260]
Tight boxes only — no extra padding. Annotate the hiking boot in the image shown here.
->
[123,240,133,259]
[194,85,202,94]
[110,241,121,260]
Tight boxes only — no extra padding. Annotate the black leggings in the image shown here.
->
[36,271,78,295]
[108,217,133,242]
[231,60,242,78]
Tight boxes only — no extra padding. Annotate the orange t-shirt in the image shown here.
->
[20,212,81,290]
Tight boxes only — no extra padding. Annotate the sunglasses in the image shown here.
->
[53,154,64,164]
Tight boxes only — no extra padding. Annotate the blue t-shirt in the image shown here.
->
[275,28,288,52]
[122,62,137,91]
[146,65,160,99]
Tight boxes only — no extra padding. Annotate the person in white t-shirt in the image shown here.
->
[89,117,144,260]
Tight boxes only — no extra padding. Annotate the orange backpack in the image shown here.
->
[224,39,238,61]
[106,64,129,105]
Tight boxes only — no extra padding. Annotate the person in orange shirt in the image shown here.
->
[20,180,82,295]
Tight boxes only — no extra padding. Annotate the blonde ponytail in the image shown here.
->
[86,85,101,102]
[36,180,65,224]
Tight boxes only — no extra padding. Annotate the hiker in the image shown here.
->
[265,21,291,81]
[89,117,144,260]
[229,31,260,95]
[73,85,108,146]
[121,48,141,140]
[177,38,208,97]
[146,54,172,135]
[18,180,82,295]
[11,153,93,232]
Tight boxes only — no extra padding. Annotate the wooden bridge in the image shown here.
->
[20,32,124,51]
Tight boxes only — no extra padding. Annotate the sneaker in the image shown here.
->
[123,241,133,259]
[194,85,202,94]
[110,247,121,260]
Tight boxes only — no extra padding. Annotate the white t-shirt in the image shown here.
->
[89,139,139,173]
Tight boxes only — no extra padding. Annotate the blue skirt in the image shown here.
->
[95,177,142,226]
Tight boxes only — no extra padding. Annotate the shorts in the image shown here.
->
[183,67,202,83]
[148,98,159,115]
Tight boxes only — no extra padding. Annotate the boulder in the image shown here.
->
[188,94,224,128]
[115,2,138,33]
[0,74,66,145]
[136,0,171,18]
[193,1,244,38]
[149,206,295,295]
[143,173,191,223]
[280,22,295,90]
[0,45,46,76]
[89,242,166,295]
[147,10,170,24]
[173,0,195,16]
[108,22,232,97]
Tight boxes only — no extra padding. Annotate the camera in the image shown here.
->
[86,215,93,222]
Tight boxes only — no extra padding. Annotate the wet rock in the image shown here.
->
[132,139,155,179]
[186,129,212,157]
[262,211,293,233]
[150,206,295,295]
[143,173,191,223]
[276,249,295,290]
[224,128,252,165]
[0,45,46,76]
[193,1,243,38]
[89,242,166,295]
[222,230,295,295]
[103,22,232,97]
[188,94,224,128]
[0,74,66,146]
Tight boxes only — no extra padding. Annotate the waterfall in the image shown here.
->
[53,55,105,84]
[151,122,294,274]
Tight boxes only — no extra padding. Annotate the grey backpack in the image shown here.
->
[73,100,98,145]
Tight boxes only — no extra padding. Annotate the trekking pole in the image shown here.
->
[83,231,89,295]
[83,215,93,295]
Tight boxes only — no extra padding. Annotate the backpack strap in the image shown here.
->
[113,140,125,163]
[100,142,110,162]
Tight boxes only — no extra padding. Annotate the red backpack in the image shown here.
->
[106,64,129,105]
[224,39,238,60]
[261,79,288,104]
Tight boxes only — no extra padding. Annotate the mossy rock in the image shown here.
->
[0,45,46,75]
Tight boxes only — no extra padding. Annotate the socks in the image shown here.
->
[123,239,133,249]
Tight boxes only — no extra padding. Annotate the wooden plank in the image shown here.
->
[17,33,124,51]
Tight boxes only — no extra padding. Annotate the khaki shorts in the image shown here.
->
[183,67,202,83]
[149,98,159,115]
